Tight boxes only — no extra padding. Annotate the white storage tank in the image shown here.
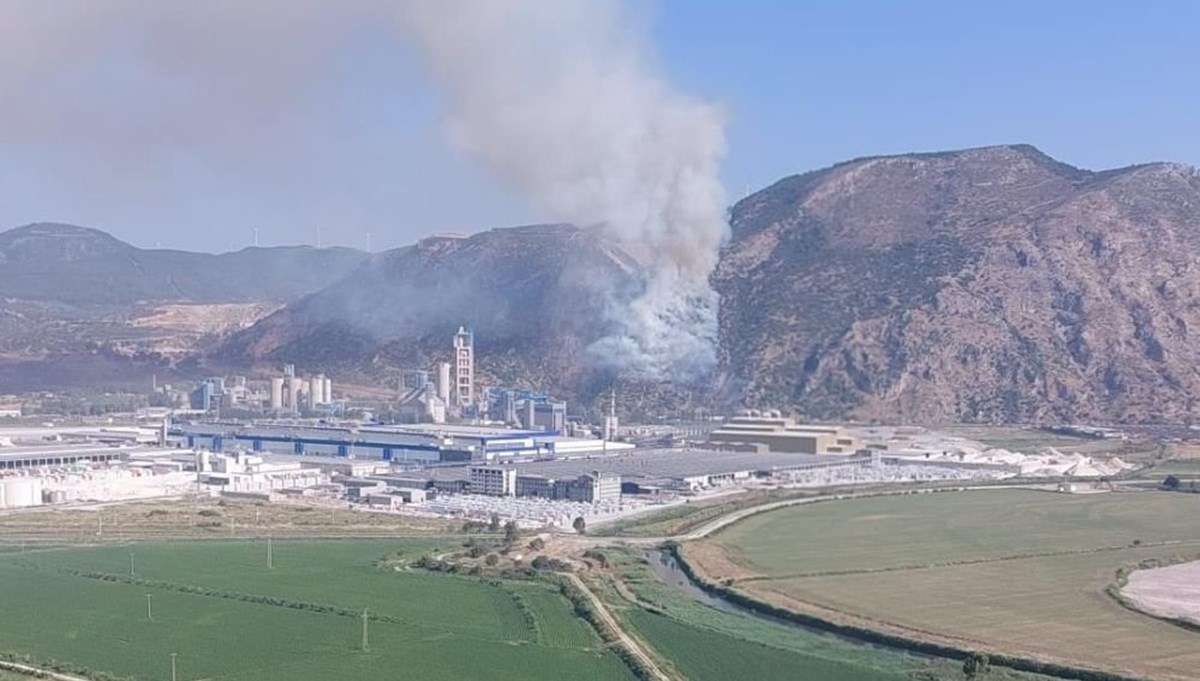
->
[0,477,43,509]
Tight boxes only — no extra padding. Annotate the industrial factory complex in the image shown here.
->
[0,329,1135,526]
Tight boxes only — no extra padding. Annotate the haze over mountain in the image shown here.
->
[0,222,367,390]
[219,145,1200,423]
[0,222,367,304]
[214,224,642,399]
[6,145,1200,423]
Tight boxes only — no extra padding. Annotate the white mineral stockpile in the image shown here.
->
[854,426,1134,478]
[42,468,195,503]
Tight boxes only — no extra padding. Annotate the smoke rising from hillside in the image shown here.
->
[1,1,729,379]
[396,0,729,381]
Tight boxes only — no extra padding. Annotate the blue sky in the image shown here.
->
[0,1,1196,252]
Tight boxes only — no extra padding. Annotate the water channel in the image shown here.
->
[643,548,926,656]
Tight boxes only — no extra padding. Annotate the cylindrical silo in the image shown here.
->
[0,478,42,509]
[286,377,301,413]
[436,362,451,404]
[270,377,284,410]
[324,377,333,403]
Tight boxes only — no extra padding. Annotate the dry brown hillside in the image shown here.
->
[715,144,1200,423]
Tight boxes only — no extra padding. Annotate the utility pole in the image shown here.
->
[361,607,370,652]
[170,652,177,681]
[145,594,154,622]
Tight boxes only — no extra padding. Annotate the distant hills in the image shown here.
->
[8,145,1200,423]
[0,222,367,390]
[0,223,367,304]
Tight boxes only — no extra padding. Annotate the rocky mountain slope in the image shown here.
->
[13,146,1200,424]
[717,145,1200,422]
[213,224,643,400]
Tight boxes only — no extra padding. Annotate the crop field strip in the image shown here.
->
[595,547,1045,681]
[696,489,1200,681]
[0,540,635,681]
[625,609,904,681]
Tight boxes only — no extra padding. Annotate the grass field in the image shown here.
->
[626,610,903,681]
[594,547,1052,681]
[0,540,633,681]
[691,489,1200,680]
[0,499,452,544]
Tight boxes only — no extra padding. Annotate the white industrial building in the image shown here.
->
[513,470,620,503]
[195,451,328,492]
[470,466,516,497]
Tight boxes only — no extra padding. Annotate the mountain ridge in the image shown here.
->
[7,145,1200,424]
[0,222,369,304]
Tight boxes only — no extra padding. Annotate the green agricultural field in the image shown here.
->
[512,584,604,649]
[626,610,902,681]
[601,547,1051,681]
[0,540,635,681]
[693,489,1200,680]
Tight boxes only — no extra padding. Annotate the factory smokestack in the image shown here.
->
[396,0,729,381]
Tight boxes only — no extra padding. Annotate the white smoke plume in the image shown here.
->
[395,0,729,381]
[0,0,728,380]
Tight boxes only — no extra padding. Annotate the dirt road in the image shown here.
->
[0,660,90,681]
[564,573,673,681]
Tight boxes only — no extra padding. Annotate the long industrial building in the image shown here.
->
[0,445,127,470]
[406,448,865,494]
[706,414,863,454]
[172,422,633,464]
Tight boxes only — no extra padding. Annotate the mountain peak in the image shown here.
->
[2,221,128,242]
[0,222,132,263]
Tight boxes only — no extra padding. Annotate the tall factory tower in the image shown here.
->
[453,326,474,410]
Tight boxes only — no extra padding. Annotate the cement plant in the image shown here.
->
[4,327,1190,681]
[4,3,1200,681]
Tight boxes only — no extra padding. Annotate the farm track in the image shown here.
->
[565,573,673,681]
[0,661,89,681]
